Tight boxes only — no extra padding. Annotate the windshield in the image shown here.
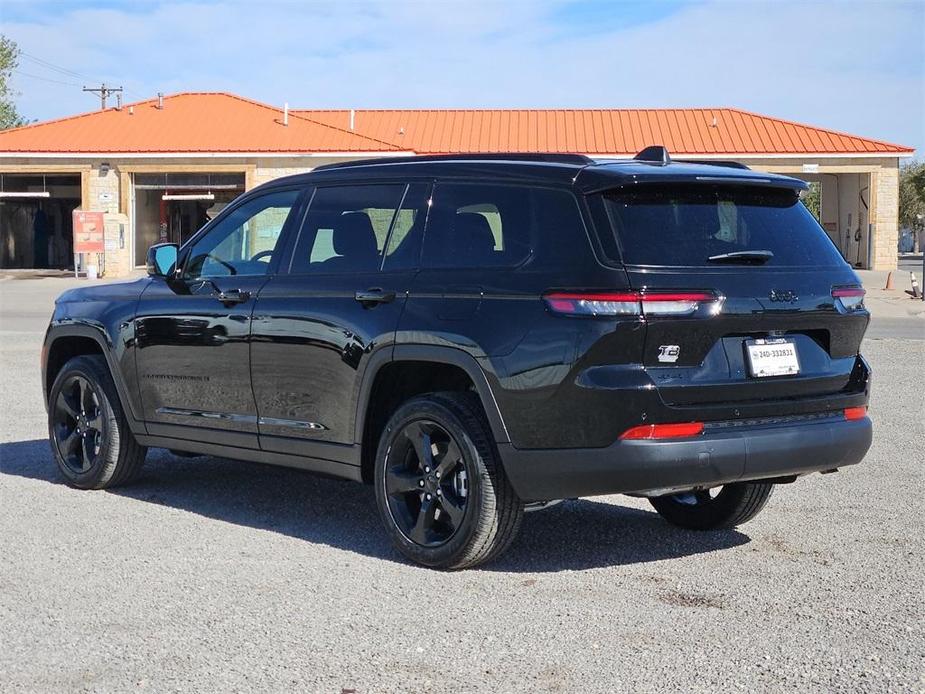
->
[600,184,846,267]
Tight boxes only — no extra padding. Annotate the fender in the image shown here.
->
[43,322,148,436]
[353,344,510,445]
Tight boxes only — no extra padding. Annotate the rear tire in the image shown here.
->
[48,355,147,490]
[649,482,774,530]
[374,392,523,569]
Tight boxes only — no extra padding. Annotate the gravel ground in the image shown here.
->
[1,278,923,693]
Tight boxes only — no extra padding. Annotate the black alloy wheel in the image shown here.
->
[374,392,523,569]
[649,481,775,530]
[52,374,104,474]
[47,355,147,489]
[383,419,469,547]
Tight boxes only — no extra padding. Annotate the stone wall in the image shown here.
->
[86,164,134,277]
[870,166,900,271]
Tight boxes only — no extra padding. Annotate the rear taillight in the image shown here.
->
[832,286,865,311]
[844,406,868,421]
[543,291,719,317]
[619,422,704,440]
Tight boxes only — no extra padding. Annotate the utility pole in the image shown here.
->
[82,83,123,110]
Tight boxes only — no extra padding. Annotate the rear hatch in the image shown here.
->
[596,182,869,409]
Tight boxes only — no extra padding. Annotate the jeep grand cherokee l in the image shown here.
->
[42,149,872,569]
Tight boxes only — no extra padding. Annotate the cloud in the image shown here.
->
[5,0,923,154]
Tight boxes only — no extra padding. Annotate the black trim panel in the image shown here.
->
[136,433,363,482]
[498,417,872,502]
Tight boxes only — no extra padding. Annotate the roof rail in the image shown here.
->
[633,145,671,166]
[313,152,594,171]
[681,159,751,170]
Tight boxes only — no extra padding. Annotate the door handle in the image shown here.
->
[215,288,251,306]
[355,288,396,305]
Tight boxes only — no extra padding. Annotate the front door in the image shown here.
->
[134,187,304,446]
[250,182,430,456]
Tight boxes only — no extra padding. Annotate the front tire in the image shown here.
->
[48,355,147,490]
[649,482,774,530]
[374,392,523,569]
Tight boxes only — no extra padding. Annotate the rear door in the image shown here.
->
[596,183,869,408]
[250,182,430,455]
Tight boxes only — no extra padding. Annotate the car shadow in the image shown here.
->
[0,438,750,572]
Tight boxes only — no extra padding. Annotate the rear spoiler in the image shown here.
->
[578,145,808,194]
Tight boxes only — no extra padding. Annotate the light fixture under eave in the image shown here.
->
[162,193,215,201]
[0,191,51,198]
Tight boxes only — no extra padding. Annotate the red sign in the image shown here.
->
[72,211,105,254]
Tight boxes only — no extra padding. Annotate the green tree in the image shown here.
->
[899,161,925,251]
[1,35,27,130]
[801,181,821,222]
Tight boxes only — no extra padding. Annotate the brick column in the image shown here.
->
[870,165,899,271]
[86,163,133,278]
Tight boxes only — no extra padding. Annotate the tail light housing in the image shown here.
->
[832,286,865,312]
[620,422,704,440]
[543,290,720,317]
[844,406,868,421]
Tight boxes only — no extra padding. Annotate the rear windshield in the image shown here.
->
[600,184,845,267]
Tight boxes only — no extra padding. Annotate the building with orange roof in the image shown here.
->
[0,92,913,275]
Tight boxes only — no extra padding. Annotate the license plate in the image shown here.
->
[746,338,800,378]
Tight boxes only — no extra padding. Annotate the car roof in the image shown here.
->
[261,151,807,193]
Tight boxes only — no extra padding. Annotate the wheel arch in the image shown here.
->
[355,345,510,484]
[43,324,146,435]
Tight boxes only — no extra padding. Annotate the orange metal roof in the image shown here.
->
[0,93,402,153]
[297,107,913,156]
[0,92,911,156]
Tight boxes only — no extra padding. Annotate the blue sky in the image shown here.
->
[2,0,922,156]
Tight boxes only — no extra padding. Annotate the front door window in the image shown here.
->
[183,189,300,279]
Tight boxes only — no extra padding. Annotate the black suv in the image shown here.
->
[42,149,873,569]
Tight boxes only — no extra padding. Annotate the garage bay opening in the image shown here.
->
[0,174,81,270]
[133,173,245,267]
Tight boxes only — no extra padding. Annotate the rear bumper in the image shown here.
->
[498,416,872,502]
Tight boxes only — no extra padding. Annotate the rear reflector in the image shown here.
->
[619,422,704,440]
[832,286,865,311]
[844,406,868,421]
[544,291,718,317]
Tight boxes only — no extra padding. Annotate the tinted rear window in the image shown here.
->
[422,184,586,269]
[601,184,845,267]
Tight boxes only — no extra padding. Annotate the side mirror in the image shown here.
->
[146,243,178,277]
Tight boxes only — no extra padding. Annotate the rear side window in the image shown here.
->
[289,184,404,274]
[423,183,582,269]
[423,184,532,268]
[601,184,845,267]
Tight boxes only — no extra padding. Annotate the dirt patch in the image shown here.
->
[657,589,726,609]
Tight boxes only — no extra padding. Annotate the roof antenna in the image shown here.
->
[633,145,671,166]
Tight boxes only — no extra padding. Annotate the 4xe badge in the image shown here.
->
[657,345,681,363]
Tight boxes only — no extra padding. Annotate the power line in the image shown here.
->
[20,51,93,81]
[19,50,151,102]
[13,69,81,88]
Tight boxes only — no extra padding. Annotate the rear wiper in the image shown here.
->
[707,250,774,264]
